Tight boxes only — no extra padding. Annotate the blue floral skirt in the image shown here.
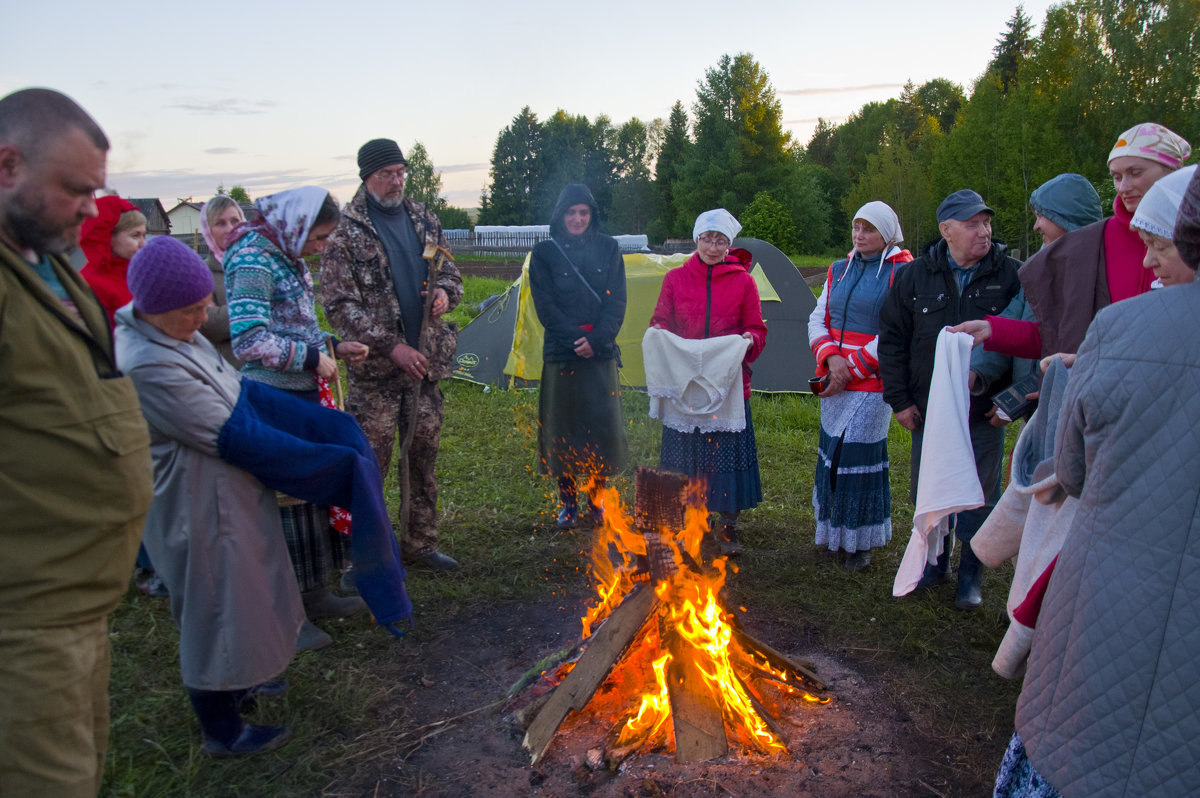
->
[993,732,1062,798]
[659,400,762,514]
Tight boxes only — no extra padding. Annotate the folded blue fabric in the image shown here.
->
[218,379,412,626]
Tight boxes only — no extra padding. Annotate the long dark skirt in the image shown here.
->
[659,399,762,514]
[538,358,627,479]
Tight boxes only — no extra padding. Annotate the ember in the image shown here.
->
[521,467,830,766]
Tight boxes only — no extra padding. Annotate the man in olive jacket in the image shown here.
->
[0,89,153,795]
[878,189,1021,609]
[320,138,464,572]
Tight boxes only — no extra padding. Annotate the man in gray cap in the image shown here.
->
[878,189,1022,609]
[320,139,463,571]
[0,88,153,794]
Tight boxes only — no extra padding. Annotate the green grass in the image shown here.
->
[102,275,1022,795]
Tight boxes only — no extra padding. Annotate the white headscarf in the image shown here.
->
[1131,165,1198,239]
[853,201,904,247]
[693,208,741,242]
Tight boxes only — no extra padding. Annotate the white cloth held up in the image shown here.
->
[893,329,983,596]
[642,326,750,433]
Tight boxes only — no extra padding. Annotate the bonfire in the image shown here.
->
[518,467,830,767]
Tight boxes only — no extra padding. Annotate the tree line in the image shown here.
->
[471,0,1198,258]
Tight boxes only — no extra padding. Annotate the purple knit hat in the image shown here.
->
[127,236,214,313]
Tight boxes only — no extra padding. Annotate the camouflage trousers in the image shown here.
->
[346,376,444,556]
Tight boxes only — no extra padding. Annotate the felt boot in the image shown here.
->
[297,620,332,651]
[915,532,953,589]
[955,544,983,610]
[302,586,367,620]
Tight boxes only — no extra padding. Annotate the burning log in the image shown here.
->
[520,466,830,766]
[523,583,657,765]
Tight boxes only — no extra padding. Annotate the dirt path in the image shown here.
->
[336,598,983,797]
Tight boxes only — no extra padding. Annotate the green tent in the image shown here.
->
[451,238,818,393]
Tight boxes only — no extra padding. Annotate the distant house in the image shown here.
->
[128,198,171,238]
[166,200,204,237]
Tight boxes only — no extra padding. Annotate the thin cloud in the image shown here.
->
[779,84,902,97]
[204,147,238,155]
[438,162,488,174]
[785,116,850,125]
[169,98,277,115]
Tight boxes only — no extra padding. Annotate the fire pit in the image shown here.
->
[518,467,831,767]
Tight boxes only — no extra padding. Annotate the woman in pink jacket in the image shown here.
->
[650,209,767,555]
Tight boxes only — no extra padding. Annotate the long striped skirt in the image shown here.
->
[813,390,892,553]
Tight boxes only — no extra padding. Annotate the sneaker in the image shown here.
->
[203,723,292,758]
[339,568,358,596]
[135,569,170,598]
[413,550,461,572]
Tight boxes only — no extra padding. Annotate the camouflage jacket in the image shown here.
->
[319,185,463,382]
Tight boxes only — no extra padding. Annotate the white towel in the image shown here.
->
[893,329,983,596]
[642,327,750,433]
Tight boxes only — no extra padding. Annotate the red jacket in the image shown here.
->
[79,196,138,327]
[649,248,767,399]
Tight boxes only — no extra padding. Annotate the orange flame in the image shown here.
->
[569,472,825,757]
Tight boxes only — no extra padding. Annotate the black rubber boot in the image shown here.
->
[914,532,953,589]
[844,550,873,571]
[718,512,743,556]
[955,543,983,610]
[556,476,578,528]
[189,689,291,757]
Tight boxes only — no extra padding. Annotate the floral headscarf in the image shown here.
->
[199,196,245,263]
[226,186,328,261]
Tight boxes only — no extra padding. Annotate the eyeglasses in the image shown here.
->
[697,234,729,247]
[374,167,407,184]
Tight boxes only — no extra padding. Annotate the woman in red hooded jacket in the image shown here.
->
[80,195,147,326]
[649,208,767,555]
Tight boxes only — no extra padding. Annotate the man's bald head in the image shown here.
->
[0,88,108,161]
[0,89,109,258]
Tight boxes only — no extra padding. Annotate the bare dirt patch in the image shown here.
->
[339,597,983,797]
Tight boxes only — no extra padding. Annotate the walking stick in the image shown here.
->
[395,239,452,546]
[325,335,345,410]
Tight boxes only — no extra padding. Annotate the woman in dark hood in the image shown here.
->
[528,184,628,527]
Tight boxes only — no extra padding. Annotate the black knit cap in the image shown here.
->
[357,138,407,181]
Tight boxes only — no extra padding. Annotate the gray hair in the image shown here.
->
[0,88,109,161]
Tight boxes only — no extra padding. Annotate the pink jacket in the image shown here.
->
[649,248,767,399]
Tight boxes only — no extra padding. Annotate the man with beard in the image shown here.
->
[878,189,1021,610]
[319,139,463,571]
[0,88,153,795]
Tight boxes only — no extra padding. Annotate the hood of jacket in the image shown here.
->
[683,246,753,277]
[549,183,601,239]
[80,196,137,268]
[1029,174,1104,233]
